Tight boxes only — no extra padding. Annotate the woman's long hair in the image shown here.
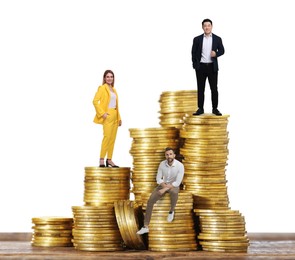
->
[102,70,115,86]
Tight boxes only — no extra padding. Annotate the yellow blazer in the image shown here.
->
[93,83,121,124]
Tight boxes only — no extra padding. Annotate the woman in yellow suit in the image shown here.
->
[93,70,122,167]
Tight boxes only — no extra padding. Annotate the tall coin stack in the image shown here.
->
[141,191,198,251]
[180,114,230,210]
[129,127,179,204]
[72,206,123,251]
[158,90,198,162]
[158,90,197,129]
[31,217,73,247]
[180,114,249,252]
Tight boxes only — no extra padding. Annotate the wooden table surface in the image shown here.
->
[1,233,295,259]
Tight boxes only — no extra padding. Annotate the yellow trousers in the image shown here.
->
[100,108,118,159]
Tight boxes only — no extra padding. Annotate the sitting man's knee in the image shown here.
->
[169,188,178,195]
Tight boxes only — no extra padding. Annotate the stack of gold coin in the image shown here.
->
[83,167,131,206]
[180,114,230,209]
[31,217,73,247]
[72,205,123,251]
[114,200,146,250]
[158,90,198,129]
[129,127,179,204]
[194,209,249,252]
[141,191,198,251]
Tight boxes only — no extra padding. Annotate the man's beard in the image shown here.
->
[167,158,174,164]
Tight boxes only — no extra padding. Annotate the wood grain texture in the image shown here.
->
[1,233,295,259]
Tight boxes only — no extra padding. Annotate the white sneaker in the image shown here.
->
[136,227,149,235]
[167,211,174,222]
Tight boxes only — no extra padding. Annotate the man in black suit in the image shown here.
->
[191,18,225,116]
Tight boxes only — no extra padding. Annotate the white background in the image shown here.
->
[0,0,294,233]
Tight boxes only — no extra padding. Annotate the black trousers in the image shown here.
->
[195,63,219,110]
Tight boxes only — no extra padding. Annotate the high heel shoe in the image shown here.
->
[106,159,119,168]
[99,159,105,167]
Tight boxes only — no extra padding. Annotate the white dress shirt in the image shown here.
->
[108,91,117,108]
[156,159,184,187]
[201,33,213,63]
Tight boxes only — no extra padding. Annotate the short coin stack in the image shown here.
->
[195,209,249,252]
[31,217,73,247]
[180,114,230,209]
[114,200,146,250]
[83,167,131,206]
[141,191,198,251]
[158,90,198,129]
[72,205,123,251]
[129,127,179,204]
[71,167,131,251]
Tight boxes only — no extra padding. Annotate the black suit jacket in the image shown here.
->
[191,33,225,72]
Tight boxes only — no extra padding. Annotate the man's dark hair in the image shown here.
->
[165,147,175,153]
[202,18,212,25]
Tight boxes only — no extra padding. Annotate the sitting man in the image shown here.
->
[137,147,184,235]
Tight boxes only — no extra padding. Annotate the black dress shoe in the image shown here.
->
[212,109,222,116]
[99,164,105,167]
[193,108,204,116]
[106,160,119,168]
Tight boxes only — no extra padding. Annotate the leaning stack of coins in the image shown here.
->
[114,200,146,250]
[180,114,230,210]
[83,167,131,206]
[129,127,179,204]
[158,90,197,129]
[141,191,197,251]
[195,209,249,252]
[72,205,123,251]
[31,217,73,247]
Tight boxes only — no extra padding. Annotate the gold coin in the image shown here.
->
[72,233,121,239]
[200,240,249,246]
[73,232,121,238]
[32,242,73,247]
[85,166,130,170]
[180,132,228,139]
[185,114,229,120]
[160,100,196,106]
[194,209,240,214]
[148,233,196,239]
[32,224,73,230]
[198,233,248,240]
[73,243,123,249]
[202,247,248,253]
[32,217,73,223]
[160,89,197,94]
[148,244,197,250]
[185,169,226,175]
[72,206,108,212]
[33,232,72,238]
[199,215,244,219]
[149,219,195,226]
[182,128,228,135]
[149,239,197,246]
[73,213,117,219]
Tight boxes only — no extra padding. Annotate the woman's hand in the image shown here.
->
[102,113,109,119]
